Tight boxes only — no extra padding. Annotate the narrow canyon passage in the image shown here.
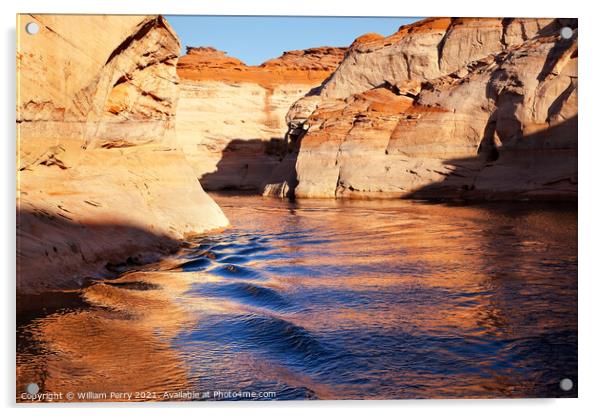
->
[17,195,577,400]
[16,15,578,402]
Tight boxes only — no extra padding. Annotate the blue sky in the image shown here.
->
[165,16,421,66]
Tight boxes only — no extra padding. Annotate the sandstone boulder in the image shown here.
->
[17,15,229,294]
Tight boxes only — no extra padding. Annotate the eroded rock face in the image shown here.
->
[314,18,559,100]
[285,18,577,200]
[175,46,345,192]
[17,15,229,294]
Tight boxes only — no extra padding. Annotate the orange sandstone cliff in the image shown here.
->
[17,15,229,294]
[175,46,346,191]
[277,17,578,200]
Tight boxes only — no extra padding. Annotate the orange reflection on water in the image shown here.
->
[17,195,577,400]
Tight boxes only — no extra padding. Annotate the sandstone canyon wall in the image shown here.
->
[175,46,345,193]
[17,15,229,294]
[283,18,578,200]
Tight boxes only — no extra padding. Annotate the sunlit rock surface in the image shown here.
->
[175,46,346,192]
[284,18,577,200]
[17,15,229,294]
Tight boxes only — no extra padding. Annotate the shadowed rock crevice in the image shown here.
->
[200,138,291,192]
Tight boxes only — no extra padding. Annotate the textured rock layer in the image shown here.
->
[283,18,578,200]
[175,46,345,191]
[17,15,229,294]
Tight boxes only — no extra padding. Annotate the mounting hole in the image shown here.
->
[559,378,574,391]
[25,22,39,35]
[560,27,573,40]
[26,383,39,394]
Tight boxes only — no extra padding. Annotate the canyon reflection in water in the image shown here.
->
[17,194,577,400]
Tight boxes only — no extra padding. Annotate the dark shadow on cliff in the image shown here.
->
[404,116,577,201]
[408,28,577,202]
[16,208,183,302]
[200,136,301,199]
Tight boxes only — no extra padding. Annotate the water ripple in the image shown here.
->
[17,195,578,400]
